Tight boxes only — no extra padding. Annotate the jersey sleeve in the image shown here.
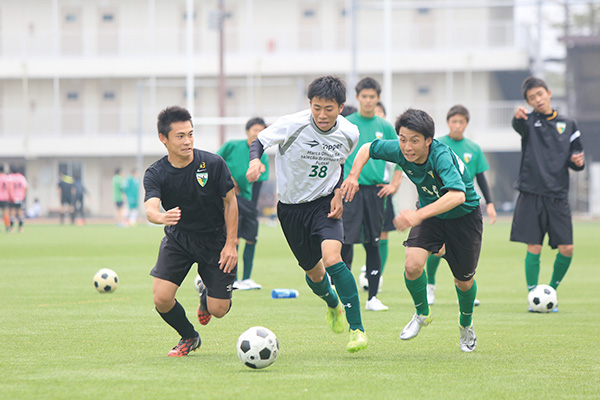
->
[512,116,529,138]
[143,166,162,202]
[370,139,402,164]
[473,144,490,175]
[258,152,270,182]
[435,150,467,195]
[216,142,230,159]
[568,121,584,171]
[257,115,292,149]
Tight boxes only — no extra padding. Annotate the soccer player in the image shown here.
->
[0,165,11,232]
[144,105,238,357]
[217,117,270,290]
[343,78,402,311]
[246,75,368,353]
[7,165,28,233]
[510,77,585,311]
[58,172,75,225]
[341,108,482,352]
[112,168,126,227]
[124,168,140,226]
[425,105,496,306]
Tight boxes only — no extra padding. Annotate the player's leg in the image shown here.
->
[240,202,261,288]
[426,254,441,304]
[400,246,432,340]
[364,242,387,310]
[305,259,344,333]
[379,231,389,274]
[379,195,395,275]
[363,187,386,307]
[525,244,542,290]
[547,197,574,291]
[17,206,24,232]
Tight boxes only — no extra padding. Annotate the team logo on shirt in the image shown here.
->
[376,131,383,139]
[428,171,435,179]
[463,152,472,163]
[196,168,208,187]
[304,140,320,148]
[556,122,566,134]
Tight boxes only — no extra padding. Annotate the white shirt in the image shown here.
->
[257,109,359,204]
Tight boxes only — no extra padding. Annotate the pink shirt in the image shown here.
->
[9,173,28,202]
[0,174,9,202]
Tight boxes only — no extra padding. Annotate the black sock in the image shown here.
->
[364,242,382,299]
[157,300,196,338]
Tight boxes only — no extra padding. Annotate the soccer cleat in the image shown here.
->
[400,312,433,340]
[326,303,346,334]
[232,280,248,290]
[346,329,368,353]
[427,284,436,305]
[240,278,262,290]
[167,332,201,357]
[196,281,212,325]
[459,325,477,352]
[365,297,389,311]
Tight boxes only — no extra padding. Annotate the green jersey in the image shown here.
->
[370,139,480,219]
[217,139,269,201]
[344,113,397,185]
[112,174,124,202]
[124,175,139,207]
[437,134,489,180]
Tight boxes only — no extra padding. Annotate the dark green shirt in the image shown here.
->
[217,139,269,201]
[370,139,480,219]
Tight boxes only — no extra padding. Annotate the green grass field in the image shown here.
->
[1,220,599,399]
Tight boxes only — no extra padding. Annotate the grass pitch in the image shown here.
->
[1,219,599,399]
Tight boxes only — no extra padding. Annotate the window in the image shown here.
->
[66,92,79,101]
[65,13,78,23]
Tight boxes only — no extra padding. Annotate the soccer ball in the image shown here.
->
[237,326,279,369]
[358,270,369,291]
[528,284,557,312]
[93,268,119,293]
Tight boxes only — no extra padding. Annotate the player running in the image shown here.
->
[246,75,368,353]
[341,108,482,352]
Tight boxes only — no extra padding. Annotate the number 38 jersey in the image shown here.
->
[257,109,359,204]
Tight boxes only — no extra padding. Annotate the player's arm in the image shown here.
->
[219,188,238,273]
[512,107,529,137]
[475,172,496,224]
[568,133,585,170]
[328,167,345,219]
[144,197,181,226]
[340,142,372,202]
[394,189,465,231]
[377,168,403,198]
[247,138,266,183]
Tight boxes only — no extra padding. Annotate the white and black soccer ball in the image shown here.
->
[93,268,119,293]
[358,270,369,291]
[237,326,279,369]
[528,284,557,312]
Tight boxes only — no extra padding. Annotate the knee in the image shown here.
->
[208,300,231,319]
[559,245,574,257]
[404,262,424,280]
[153,292,174,312]
[455,278,473,292]
[527,244,542,254]
[322,254,342,269]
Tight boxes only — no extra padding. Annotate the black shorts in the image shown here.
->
[237,196,259,242]
[382,195,396,232]
[150,227,235,299]
[277,194,343,271]
[510,191,572,249]
[403,207,483,281]
[0,201,8,209]
[61,196,73,206]
[342,185,385,245]
[9,202,24,210]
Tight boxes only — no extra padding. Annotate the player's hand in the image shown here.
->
[162,206,181,226]
[571,151,584,167]
[246,159,266,183]
[376,183,398,198]
[487,203,497,225]
[219,242,238,273]
[393,209,422,231]
[328,191,343,219]
[340,177,359,202]
[514,106,528,120]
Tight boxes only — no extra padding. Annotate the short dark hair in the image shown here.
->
[157,106,193,137]
[395,108,435,139]
[522,76,549,100]
[355,77,381,96]
[115,167,121,175]
[245,117,266,131]
[340,105,357,117]
[446,105,470,122]
[307,75,346,106]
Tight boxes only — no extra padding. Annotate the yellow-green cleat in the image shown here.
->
[327,303,346,334]
[346,329,368,353]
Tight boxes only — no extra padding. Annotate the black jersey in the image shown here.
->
[512,110,584,199]
[144,149,235,234]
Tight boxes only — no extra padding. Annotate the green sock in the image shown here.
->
[379,239,389,275]
[426,254,441,285]
[326,261,363,332]
[242,243,256,280]
[550,252,572,289]
[456,280,477,327]
[305,274,339,309]
[525,251,541,290]
[404,270,429,316]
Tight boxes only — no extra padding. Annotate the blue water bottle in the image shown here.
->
[271,289,299,299]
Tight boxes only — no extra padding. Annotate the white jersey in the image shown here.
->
[257,109,359,204]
